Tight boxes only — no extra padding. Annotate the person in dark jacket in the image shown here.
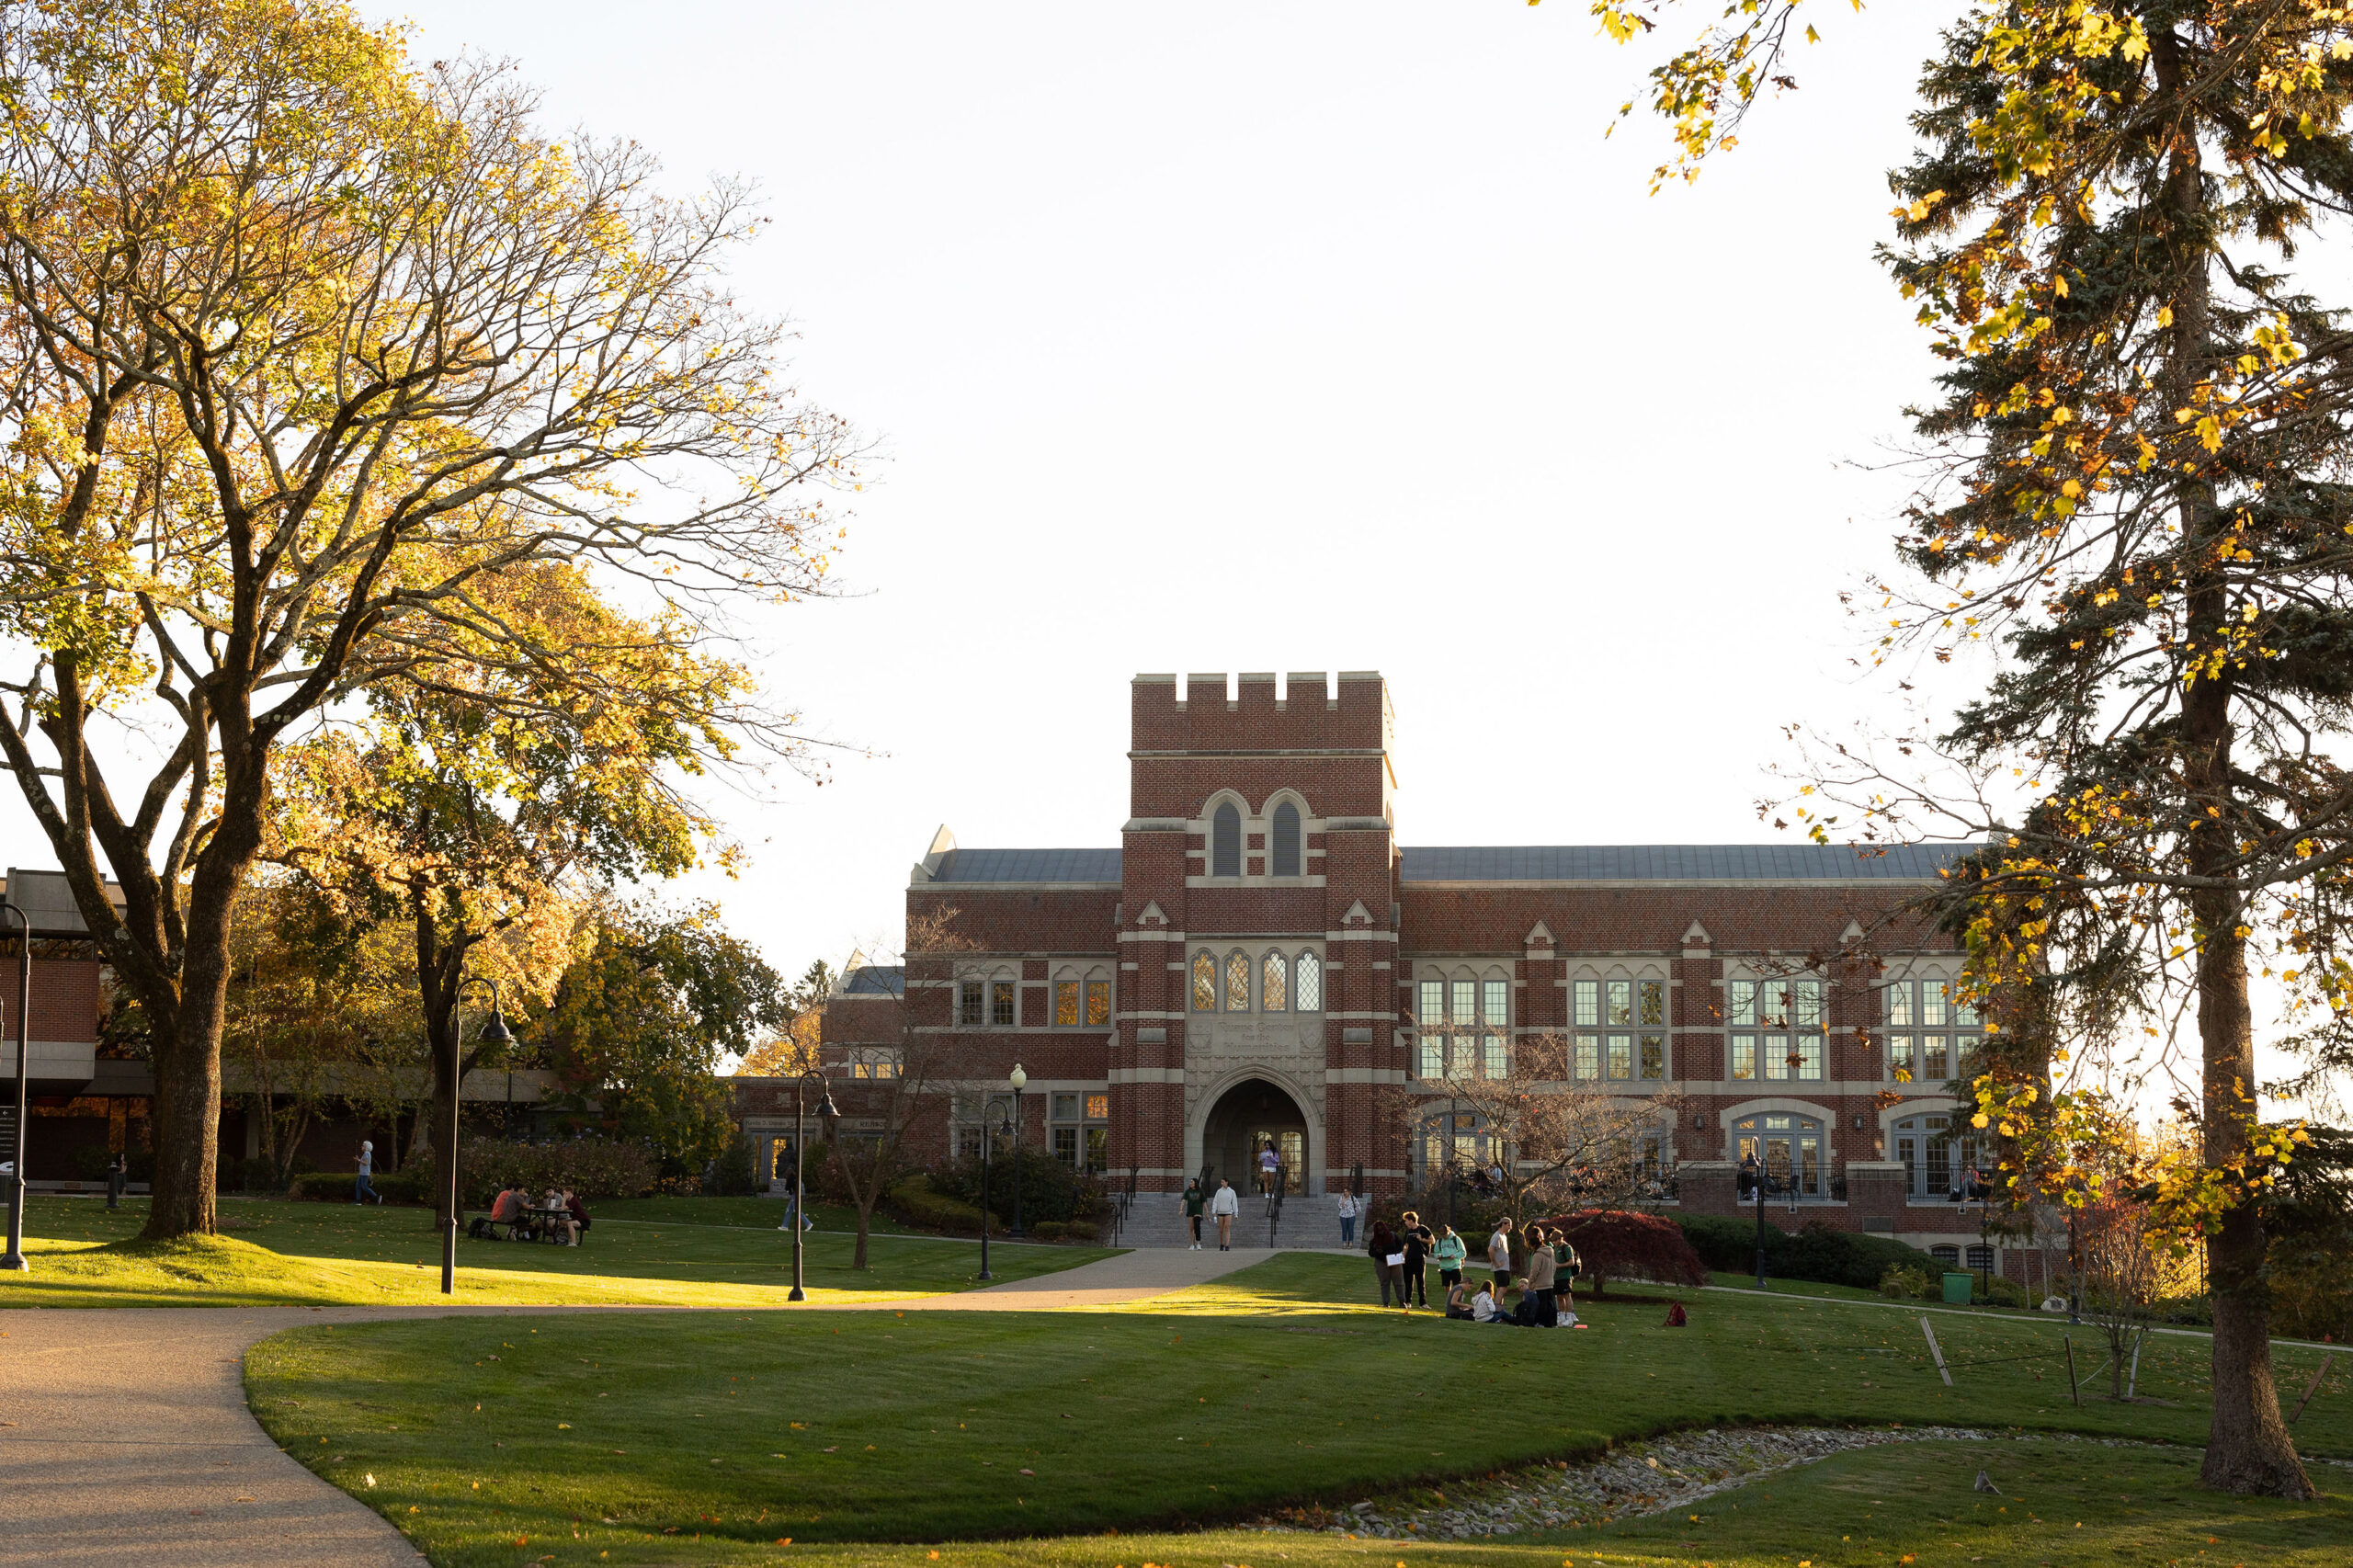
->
[1367,1220,1406,1309]
[1398,1209,1434,1308]
[564,1189,591,1241]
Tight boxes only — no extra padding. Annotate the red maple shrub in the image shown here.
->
[1543,1208,1709,1295]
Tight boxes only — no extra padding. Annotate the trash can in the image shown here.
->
[1941,1271,1974,1305]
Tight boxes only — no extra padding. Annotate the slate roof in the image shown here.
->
[1398,843,1969,883]
[839,965,905,996]
[927,847,1124,884]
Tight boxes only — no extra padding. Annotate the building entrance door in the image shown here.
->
[1732,1113,1825,1198]
[1200,1078,1309,1196]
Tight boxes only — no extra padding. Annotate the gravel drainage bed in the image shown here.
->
[1245,1424,2018,1541]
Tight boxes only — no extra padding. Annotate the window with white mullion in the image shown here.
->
[1882,977,1982,1085]
[1731,974,1824,1082]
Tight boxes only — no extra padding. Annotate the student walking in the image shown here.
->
[1486,1214,1516,1285]
[1336,1189,1359,1245]
[1181,1179,1208,1249]
[1432,1222,1467,1295]
[105,1152,126,1210]
[353,1141,381,1206]
[1257,1142,1281,1197]
[1210,1177,1239,1250]
[1367,1220,1406,1309]
[1398,1209,1433,1308]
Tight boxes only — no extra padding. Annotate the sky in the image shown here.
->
[345,0,1966,985]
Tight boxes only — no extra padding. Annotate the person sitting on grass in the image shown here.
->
[1443,1280,1475,1320]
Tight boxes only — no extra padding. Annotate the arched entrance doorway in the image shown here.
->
[1200,1077,1308,1196]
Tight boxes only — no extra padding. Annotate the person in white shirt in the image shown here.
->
[1486,1215,1516,1284]
[1256,1142,1281,1197]
[1209,1178,1240,1250]
[1336,1190,1359,1245]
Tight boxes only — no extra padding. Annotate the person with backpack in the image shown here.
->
[1551,1227,1581,1310]
[1180,1179,1207,1249]
[1432,1222,1468,1295]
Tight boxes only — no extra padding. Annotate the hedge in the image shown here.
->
[1677,1213,1938,1290]
[457,1138,658,1207]
[883,1176,992,1233]
[290,1170,430,1205]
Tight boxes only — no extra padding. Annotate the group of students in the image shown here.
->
[1178,1177,1244,1249]
[1365,1210,1579,1327]
[471,1183,592,1244]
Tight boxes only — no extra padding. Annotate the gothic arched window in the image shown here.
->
[1224,949,1252,1011]
[1294,949,1323,1012]
[1211,802,1242,878]
[1190,951,1216,1012]
[1270,801,1301,877]
[1262,950,1290,1012]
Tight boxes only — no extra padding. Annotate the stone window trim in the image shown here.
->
[955,965,1020,1028]
[1183,789,1326,887]
[1051,964,1115,1028]
[1188,945,1326,1016]
[1564,963,1670,1084]
[1881,970,1984,1086]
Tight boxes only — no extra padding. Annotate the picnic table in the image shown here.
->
[522,1205,574,1244]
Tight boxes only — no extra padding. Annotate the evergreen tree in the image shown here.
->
[1579,0,2353,1495]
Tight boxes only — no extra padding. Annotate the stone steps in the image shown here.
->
[1108,1191,1358,1250]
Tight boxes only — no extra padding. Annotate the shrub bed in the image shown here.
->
[457,1139,658,1206]
[1678,1213,1937,1290]
[1544,1208,1709,1293]
[882,1176,991,1233]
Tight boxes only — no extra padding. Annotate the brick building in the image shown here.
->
[802,670,2005,1265]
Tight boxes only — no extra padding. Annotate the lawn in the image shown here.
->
[0,1194,1109,1308]
[241,1251,2353,1565]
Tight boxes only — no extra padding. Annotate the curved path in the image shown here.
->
[0,1245,1266,1566]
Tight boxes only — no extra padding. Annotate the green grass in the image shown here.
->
[241,1251,2353,1565]
[0,1194,1109,1307]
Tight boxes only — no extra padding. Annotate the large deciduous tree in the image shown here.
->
[1573,0,2353,1495]
[0,0,854,1238]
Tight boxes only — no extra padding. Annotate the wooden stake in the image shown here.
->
[1921,1316,1952,1386]
[2065,1335,2080,1406]
[2289,1352,2336,1426]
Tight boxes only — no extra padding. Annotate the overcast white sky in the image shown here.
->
[337,1,1974,985]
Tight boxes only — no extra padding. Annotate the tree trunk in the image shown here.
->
[142,869,239,1240]
[2147,27,2313,1498]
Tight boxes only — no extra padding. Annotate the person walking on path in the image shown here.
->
[1210,1177,1239,1250]
[1367,1219,1406,1309]
[1336,1189,1358,1245]
[1181,1179,1208,1249]
[1398,1209,1433,1308]
[1486,1214,1515,1285]
[1519,1223,1558,1325]
[352,1142,381,1206]
[1433,1221,1467,1296]
[105,1152,126,1210]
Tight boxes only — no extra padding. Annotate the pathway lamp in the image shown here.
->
[1,899,28,1272]
[975,1094,1015,1281]
[1752,1165,1774,1290]
[445,976,511,1296]
[1006,1063,1027,1238]
[787,1068,841,1301]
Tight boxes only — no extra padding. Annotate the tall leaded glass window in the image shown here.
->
[1732,974,1824,1083]
[1883,978,1982,1083]
[1211,802,1242,878]
[1416,979,1444,1077]
[1270,801,1302,877]
[1086,979,1110,1026]
[1294,950,1322,1012]
[1190,952,1215,1012]
[1262,950,1289,1012]
[1224,949,1251,1011]
[1573,979,1600,1079]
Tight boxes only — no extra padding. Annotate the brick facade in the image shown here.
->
[819,670,2005,1260]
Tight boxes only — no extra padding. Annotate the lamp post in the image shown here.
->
[445,975,511,1297]
[0,900,28,1273]
[787,1067,841,1301]
[1006,1063,1027,1238]
[1445,1096,1458,1231]
[1752,1164,1772,1290]
[974,1094,1014,1281]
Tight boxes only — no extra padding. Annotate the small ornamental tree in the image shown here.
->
[1544,1208,1709,1295]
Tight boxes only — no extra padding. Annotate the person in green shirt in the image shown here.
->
[1431,1223,1469,1295]
[1180,1179,1207,1249]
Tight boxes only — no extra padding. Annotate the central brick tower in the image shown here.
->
[1112,671,1401,1196]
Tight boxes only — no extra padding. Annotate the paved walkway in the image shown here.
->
[0,1246,1268,1565]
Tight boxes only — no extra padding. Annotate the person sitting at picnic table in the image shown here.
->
[488,1183,529,1239]
[563,1189,591,1244]
[540,1187,577,1244]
